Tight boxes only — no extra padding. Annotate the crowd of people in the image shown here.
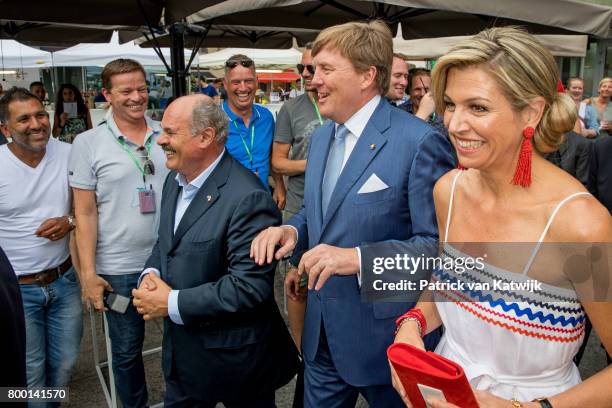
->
[0,20,610,408]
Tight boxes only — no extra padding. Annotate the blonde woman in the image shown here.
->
[585,77,612,137]
[391,27,611,408]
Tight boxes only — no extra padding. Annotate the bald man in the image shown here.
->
[133,95,298,407]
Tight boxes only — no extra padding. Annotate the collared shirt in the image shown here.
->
[222,100,275,187]
[69,108,169,275]
[337,94,381,169]
[145,150,225,325]
[173,149,225,233]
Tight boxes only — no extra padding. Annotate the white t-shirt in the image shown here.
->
[0,138,71,275]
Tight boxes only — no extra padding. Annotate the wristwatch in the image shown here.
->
[67,215,76,230]
[532,398,553,408]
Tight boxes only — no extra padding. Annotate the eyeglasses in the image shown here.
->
[137,146,156,176]
[297,64,315,75]
[225,59,254,69]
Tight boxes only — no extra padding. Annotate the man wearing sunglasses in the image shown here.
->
[271,42,322,408]
[69,59,170,408]
[222,54,285,208]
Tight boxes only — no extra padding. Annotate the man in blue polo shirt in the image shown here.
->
[221,54,285,207]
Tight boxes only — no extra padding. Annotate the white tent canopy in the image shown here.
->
[0,40,51,68]
[393,34,589,60]
[52,32,189,67]
[198,47,302,67]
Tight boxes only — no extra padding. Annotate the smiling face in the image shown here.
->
[1,98,50,153]
[301,49,316,92]
[386,56,408,101]
[223,65,256,114]
[311,46,376,123]
[598,79,612,98]
[158,96,216,182]
[103,71,148,124]
[443,65,531,172]
[568,79,584,102]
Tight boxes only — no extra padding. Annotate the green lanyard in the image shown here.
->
[116,136,153,184]
[232,121,255,168]
[311,96,323,125]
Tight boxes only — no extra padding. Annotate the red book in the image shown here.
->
[387,343,478,408]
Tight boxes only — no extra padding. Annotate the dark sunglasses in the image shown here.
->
[225,59,254,69]
[297,64,315,75]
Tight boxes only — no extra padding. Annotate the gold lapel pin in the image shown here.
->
[370,144,376,150]
[206,195,212,202]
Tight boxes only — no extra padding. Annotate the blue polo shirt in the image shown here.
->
[200,84,218,98]
[222,101,274,187]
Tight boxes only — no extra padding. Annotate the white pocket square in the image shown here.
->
[357,173,389,194]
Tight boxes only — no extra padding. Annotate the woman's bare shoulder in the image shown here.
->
[549,193,611,243]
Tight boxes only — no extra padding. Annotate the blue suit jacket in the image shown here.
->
[287,98,454,386]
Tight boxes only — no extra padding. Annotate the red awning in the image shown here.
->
[257,72,300,83]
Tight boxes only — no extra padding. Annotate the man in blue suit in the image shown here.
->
[251,21,454,407]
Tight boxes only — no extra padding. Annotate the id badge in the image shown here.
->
[138,189,156,214]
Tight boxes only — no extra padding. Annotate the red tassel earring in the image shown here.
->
[511,126,535,187]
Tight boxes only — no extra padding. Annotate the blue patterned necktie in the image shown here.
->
[322,124,349,217]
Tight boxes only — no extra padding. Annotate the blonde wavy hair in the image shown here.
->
[431,27,576,154]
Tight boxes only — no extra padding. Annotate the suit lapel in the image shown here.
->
[166,176,180,241]
[170,152,230,250]
[321,100,391,232]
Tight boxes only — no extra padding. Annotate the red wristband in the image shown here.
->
[395,308,427,338]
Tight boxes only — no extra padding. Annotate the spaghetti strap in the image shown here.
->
[444,170,464,242]
[522,191,591,275]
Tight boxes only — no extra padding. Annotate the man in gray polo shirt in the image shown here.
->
[69,59,169,408]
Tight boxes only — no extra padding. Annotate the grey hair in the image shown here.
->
[191,99,229,145]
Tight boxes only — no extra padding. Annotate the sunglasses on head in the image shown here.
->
[225,59,254,69]
[297,64,315,75]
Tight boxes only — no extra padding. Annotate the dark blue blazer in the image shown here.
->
[287,98,454,386]
[146,152,298,402]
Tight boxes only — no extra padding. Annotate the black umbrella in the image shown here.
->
[188,0,612,39]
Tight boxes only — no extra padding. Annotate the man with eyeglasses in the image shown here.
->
[0,87,82,397]
[271,42,322,408]
[222,54,285,208]
[69,59,169,408]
